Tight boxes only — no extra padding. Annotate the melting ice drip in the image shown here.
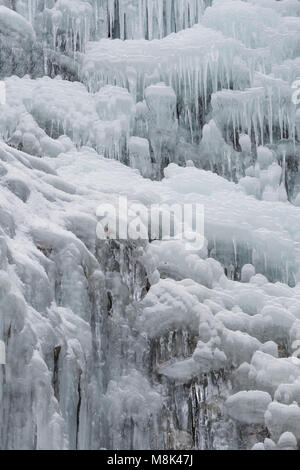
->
[0,0,300,451]
[0,81,5,105]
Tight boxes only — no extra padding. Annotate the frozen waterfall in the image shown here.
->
[0,0,300,451]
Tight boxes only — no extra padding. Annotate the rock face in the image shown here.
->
[0,0,300,450]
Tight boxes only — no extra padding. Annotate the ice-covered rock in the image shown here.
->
[225,391,272,425]
[0,5,35,42]
[1,0,300,452]
[265,402,300,443]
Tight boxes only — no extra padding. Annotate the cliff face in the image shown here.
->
[0,0,300,450]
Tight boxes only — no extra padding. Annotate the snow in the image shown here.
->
[241,264,256,283]
[277,432,298,450]
[203,1,300,59]
[225,391,272,425]
[265,402,300,443]
[104,0,209,40]
[0,6,35,42]
[234,351,300,395]
[1,137,300,448]
[81,24,261,102]
[128,136,152,177]
[274,380,300,406]
[0,0,300,452]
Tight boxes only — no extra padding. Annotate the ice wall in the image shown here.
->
[0,0,300,452]
[1,143,300,449]
[105,0,211,40]
[1,0,299,188]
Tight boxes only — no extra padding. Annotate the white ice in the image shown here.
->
[0,0,300,451]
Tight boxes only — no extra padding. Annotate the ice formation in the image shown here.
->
[0,0,300,451]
